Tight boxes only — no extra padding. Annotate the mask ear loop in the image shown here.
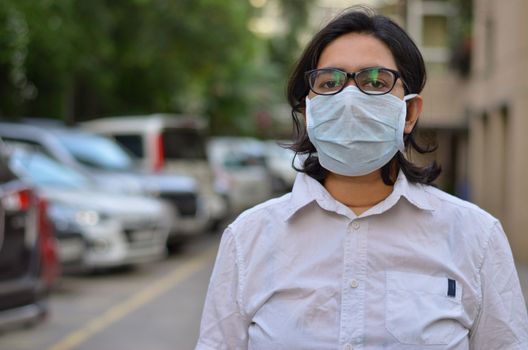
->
[403,93,419,143]
[403,93,418,102]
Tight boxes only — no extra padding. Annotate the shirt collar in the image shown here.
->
[373,170,435,215]
[282,173,323,222]
[283,171,434,222]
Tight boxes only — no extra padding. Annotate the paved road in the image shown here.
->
[0,233,221,350]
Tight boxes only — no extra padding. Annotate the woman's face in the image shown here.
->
[308,32,406,100]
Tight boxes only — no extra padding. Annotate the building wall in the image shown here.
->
[467,0,528,263]
[403,0,528,262]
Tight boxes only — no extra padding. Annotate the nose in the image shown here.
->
[345,80,357,88]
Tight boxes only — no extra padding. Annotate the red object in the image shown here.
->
[153,133,165,172]
[17,188,32,210]
[36,196,60,288]
[1,188,32,211]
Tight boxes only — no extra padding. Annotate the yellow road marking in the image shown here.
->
[45,245,217,350]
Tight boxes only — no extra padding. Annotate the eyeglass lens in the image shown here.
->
[309,68,397,95]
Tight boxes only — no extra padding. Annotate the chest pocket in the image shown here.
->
[385,271,463,345]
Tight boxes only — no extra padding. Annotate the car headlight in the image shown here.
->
[74,210,100,226]
[48,203,105,228]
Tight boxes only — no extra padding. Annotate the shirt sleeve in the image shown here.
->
[195,227,249,350]
[469,222,528,349]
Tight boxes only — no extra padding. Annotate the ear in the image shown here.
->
[404,95,422,134]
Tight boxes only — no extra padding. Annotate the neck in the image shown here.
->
[323,170,394,215]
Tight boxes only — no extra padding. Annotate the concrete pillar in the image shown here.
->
[455,133,469,200]
[433,131,451,190]
[507,96,528,263]
[468,114,485,205]
[486,109,505,221]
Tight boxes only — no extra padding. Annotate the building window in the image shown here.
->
[422,15,449,48]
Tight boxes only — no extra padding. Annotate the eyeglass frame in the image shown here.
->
[304,66,411,96]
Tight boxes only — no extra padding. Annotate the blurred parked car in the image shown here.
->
[263,140,298,193]
[7,148,172,271]
[207,137,274,214]
[81,114,228,229]
[0,121,207,247]
[0,140,59,330]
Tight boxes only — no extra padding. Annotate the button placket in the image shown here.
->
[354,219,368,348]
[339,221,356,345]
[340,219,368,349]
[343,343,353,350]
[349,221,361,290]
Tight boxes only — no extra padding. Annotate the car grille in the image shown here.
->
[159,192,197,217]
[122,219,159,244]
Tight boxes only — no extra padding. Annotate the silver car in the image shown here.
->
[0,122,208,248]
[8,149,173,271]
[207,137,274,214]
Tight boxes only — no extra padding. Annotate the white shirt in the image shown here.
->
[196,172,528,350]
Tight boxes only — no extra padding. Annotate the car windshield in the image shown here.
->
[267,142,295,160]
[223,153,266,169]
[9,152,90,189]
[162,128,207,160]
[58,133,137,171]
[209,139,267,169]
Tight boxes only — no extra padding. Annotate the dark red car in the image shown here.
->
[0,140,59,330]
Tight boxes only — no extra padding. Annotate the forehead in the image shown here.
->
[317,32,398,71]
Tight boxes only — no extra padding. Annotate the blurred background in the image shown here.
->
[1,0,527,349]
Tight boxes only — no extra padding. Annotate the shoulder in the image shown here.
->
[416,184,503,257]
[219,193,294,270]
[421,184,498,226]
[227,193,292,237]
[235,192,292,220]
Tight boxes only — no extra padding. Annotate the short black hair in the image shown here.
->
[286,7,440,185]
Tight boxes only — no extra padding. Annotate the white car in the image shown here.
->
[82,114,228,230]
[8,149,173,271]
[264,140,298,193]
[207,137,274,214]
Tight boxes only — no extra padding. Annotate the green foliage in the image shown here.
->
[0,0,312,136]
[448,0,472,77]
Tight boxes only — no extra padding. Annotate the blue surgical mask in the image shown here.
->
[305,86,417,177]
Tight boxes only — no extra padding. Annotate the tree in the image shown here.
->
[0,0,314,136]
[0,2,254,123]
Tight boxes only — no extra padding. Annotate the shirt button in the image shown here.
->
[350,279,359,288]
[343,343,353,350]
[351,221,360,230]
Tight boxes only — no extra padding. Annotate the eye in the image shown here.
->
[364,79,388,89]
[311,70,346,93]
[356,69,395,93]
[319,79,340,89]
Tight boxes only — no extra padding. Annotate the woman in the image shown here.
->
[196,8,528,350]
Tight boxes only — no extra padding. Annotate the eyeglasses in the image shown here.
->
[305,67,408,96]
